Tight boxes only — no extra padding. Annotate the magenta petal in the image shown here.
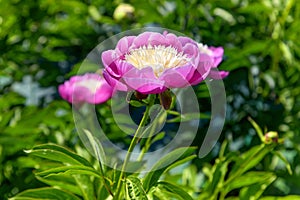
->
[133,32,152,48]
[182,43,199,58]
[160,69,190,88]
[209,46,224,67]
[148,32,167,46]
[209,46,224,57]
[93,84,113,104]
[189,60,213,85]
[103,70,128,91]
[73,86,90,104]
[103,59,134,79]
[102,50,117,68]
[115,60,135,76]
[58,84,70,103]
[59,73,114,105]
[174,64,196,81]
[124,76,166,94]
[136,84,167,94]
[116,36,135,55]
[189,70,205,85]
[165,33,182,51]
[178,36,196,46]
[208,70,229,79]
[122,67,166,94]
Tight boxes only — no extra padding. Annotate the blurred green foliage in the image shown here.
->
[0,0,299,199]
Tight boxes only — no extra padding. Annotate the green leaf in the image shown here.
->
[74,174,95,200]
[156,181,193,200]
[129,100,146,107]
[143,147,196,192]
[272,150,293,175]
[36,166,102,200]
[260,196,300,200]
[229,144,273,177]
[151,132,166,144]
[83,129,106,169]
[9,187,81,200]
[226,171,276,194]
[207,158,230,196]
[239,174,276,200]
[125,176,148,200]
[248,117,264,142]
[36,174,82,196]
[36,165,102,179]
[25,144,92,167]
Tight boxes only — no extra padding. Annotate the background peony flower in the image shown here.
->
[198,43,229,79]
[102,31,223,94]
[58,73,113,105]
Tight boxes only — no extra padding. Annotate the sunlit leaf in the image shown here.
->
[26,144,92,167]
[125,176,148,200]
[143,147,196,192]
[9,187,81,200]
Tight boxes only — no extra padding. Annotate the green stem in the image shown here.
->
[113,95,155,199]
[137,107,165,162]
[137,118,157,162]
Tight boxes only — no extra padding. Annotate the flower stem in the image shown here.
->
[137,107,164,162]
[113,95,155,199]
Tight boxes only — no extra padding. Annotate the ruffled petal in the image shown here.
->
[182,43,199,58]
[102,50,118,68]
[103,69,128,91]
[160,64,195,88]
[148,32,168,46]
[132,32,153,48]
[116,36,136,55]
[208,70,229,79]
[209,46,224,67]
[165,33,183,51]
[122,67,166,94]
[189,55,213,85]
[178,36,196,46]
[160,70,190,88]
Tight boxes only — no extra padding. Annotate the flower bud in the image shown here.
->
[159,90,172,110]
[264,131,279,144]
[135,91,148,100]
[113,3,134,21]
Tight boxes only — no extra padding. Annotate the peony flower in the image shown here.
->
[197,43,229,79]
[58,73,113,105]
[102,31,228,94]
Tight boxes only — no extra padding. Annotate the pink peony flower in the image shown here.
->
[197,43,229,79]
[58,73,113,104]
[102,31,228,94]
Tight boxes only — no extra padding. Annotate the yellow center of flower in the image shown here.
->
[125,45,190,77]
